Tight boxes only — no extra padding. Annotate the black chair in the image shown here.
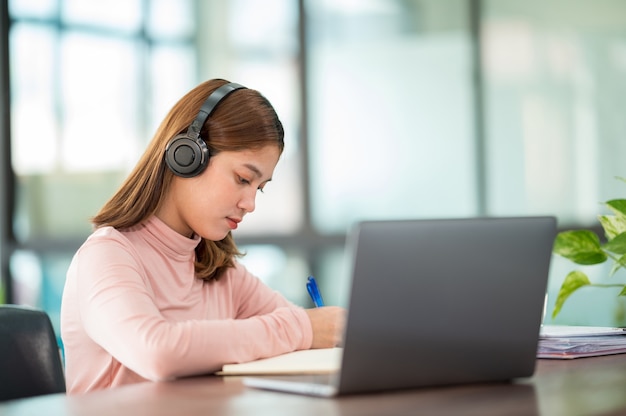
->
[0,304,66,401]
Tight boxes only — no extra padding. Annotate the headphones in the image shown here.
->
[164,82,247,178]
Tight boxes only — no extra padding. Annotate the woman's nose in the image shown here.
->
[238,190,256,213]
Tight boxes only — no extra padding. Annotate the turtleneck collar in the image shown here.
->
[141,215,202,260]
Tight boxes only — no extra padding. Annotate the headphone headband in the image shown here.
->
[165,82,247,178]
[187,82,246,139]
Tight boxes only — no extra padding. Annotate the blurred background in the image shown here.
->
[1,0,626,347]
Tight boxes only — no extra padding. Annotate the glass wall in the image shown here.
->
[481,0,626,325]
[307,0,477,234]
[482,0,626,225]
[4,0,626,337]
[7,0,198,335]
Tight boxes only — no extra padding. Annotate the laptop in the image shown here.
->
[244,216,557,396]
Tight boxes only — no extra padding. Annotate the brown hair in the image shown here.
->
[92,79,285,280]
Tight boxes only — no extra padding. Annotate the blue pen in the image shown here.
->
[306,275,325,307]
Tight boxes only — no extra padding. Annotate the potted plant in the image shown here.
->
[551,177,626,319]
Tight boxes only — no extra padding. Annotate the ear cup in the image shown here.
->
[165,134,209,178]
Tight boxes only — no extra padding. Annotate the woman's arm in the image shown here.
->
[232,265,346,349]
[72,237,312,381]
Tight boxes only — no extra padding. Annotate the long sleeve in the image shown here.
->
[61,218,312,394]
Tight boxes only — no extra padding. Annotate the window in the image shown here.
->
[7,0,197,333]
[482,0,626,326]
[306,0,476,233]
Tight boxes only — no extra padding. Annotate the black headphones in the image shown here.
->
[164,82,247,178]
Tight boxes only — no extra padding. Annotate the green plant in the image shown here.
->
[551,177,626,318]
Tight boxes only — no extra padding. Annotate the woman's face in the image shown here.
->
[157,144,280,240]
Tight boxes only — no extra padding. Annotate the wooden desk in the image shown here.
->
[3,355,626,416]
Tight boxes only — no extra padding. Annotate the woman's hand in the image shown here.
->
[304,306,346,349]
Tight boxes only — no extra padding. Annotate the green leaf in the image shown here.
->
[610,260,623,277]
[603,232,626,255]
[619,286,626,296]
[553,230,608,265]
[598,215,626,240]
[606,199,626,219]
[609,253,626,277]
[552,271,591,318]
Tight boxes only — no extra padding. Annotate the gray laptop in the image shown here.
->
[244,216,556,397]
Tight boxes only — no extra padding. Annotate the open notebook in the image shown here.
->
[217,348,342,376]
[232,217,556,397]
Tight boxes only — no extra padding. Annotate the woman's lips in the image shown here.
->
[227,217,241,230]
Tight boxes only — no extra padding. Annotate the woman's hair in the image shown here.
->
[92,79,285,281]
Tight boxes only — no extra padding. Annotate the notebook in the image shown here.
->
[217,348,342,376]
[243,216,557,397]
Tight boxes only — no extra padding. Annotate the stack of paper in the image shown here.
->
[538,325,626,359]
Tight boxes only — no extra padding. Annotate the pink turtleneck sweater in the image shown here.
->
[60,216,312,394]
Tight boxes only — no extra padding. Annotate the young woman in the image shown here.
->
[60,79,345,394]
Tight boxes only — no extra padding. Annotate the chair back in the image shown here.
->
[0,304,66,401]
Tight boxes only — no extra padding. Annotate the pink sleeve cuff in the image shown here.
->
[292,306,313,350]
